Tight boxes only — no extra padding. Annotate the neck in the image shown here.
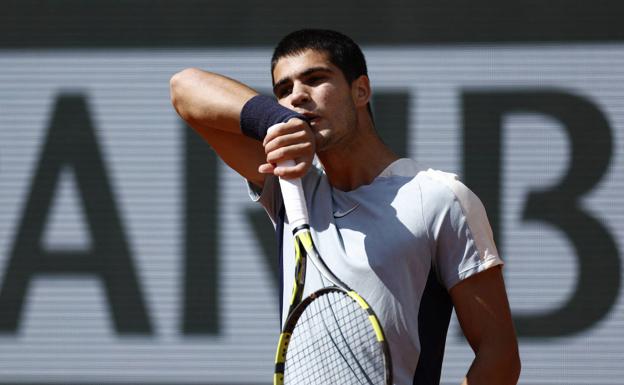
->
[318,113,399,192]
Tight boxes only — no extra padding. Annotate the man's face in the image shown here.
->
[272,49,358,152]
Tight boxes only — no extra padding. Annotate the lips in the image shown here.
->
[302,113,320,124]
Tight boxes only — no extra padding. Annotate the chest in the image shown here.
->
[323,184,432,288]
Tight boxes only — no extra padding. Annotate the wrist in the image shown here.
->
[240,95,307,141]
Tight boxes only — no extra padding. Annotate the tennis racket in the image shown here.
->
[270,124,392,385]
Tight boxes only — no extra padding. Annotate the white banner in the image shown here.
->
[0,45,623,384]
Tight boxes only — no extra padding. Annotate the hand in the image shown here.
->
[259,117,315,179]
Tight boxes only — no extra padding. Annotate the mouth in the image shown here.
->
[302,113,320,125]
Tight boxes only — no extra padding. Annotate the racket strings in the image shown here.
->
[284,291,386,385]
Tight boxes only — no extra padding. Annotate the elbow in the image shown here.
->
[169,67,201,119]
[476,337,521,384]
[499,339,521,385]
[506,346,521,385]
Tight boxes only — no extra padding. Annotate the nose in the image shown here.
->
[289,82,310,108]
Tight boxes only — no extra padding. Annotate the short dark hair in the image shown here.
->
[271,29,372,117]
[271,29,368,85]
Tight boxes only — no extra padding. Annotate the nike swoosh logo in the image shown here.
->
[333,204,360,218]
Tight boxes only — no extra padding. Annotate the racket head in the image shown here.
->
[274,287,392,385]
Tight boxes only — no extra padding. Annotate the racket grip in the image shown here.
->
[267,123,310,229]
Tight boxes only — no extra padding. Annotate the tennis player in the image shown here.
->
[170,29,520,385]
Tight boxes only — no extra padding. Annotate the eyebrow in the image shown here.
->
[273,66,334,94]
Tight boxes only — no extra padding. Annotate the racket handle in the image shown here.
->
[267,123,310,229]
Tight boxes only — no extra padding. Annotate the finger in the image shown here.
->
[263,117,309,146]
[265,142,314,165]
[264,129,311,154]
[274,160,310,180]
[258,163,275,174]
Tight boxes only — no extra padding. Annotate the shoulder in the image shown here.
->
[384,159,463,196]
[376,160,478,216]
[417,168,502,288]
[416,168,486,221]
[416,168,497,255]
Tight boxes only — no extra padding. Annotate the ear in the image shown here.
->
[351,75,371,108]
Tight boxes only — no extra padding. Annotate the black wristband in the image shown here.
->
[240,95,307,141]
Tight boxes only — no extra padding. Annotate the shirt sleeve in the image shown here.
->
[425,170,504,290]
[246,175,282,226]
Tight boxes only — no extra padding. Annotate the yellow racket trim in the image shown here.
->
[298,230,314,251]
[347,290,370,309]
[368,315,385,342]
[348,290,385,342]
[273,331,291,385]
[288,239,305,307]
[275,331,291,363]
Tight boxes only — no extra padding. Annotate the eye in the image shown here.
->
[275,86,292,99]
[307,75,325,85]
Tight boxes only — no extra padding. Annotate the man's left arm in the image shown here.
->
[449,265,521,385]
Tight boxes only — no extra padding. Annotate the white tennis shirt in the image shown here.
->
[249,158,503,385]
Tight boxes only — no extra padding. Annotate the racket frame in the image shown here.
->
[275,283,393,385]
[272,208,393,385]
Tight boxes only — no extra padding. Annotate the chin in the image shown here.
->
[314,131,332,151]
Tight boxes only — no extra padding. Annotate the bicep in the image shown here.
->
[170,68,257,135]
[171,68,266,186]
[449,266,517,353]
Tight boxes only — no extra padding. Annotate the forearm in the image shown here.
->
[169,68,258,134]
